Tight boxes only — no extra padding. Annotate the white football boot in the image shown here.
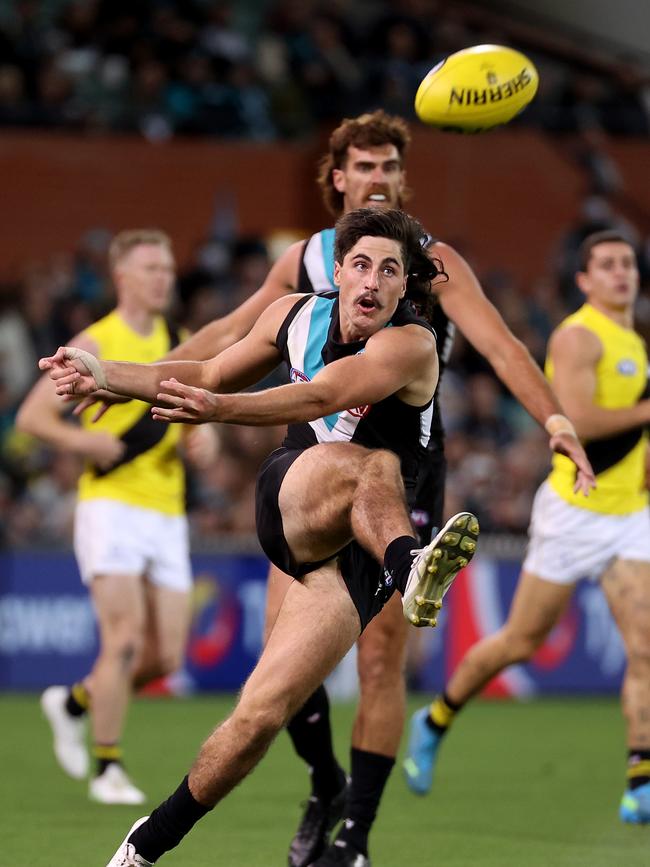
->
[40,685,89,779]
[402,512,479,627]
[90,763,146,805]
[106,817,152,866]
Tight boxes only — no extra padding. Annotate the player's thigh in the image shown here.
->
[263,563,293,646]
[357,593,409,678]
[601,559,650,655]
[504,569,573,645]
[240,563,361,720]
[278,442,372,563]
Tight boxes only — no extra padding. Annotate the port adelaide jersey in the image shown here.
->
[275,291,435,496]
[298,227,454,448]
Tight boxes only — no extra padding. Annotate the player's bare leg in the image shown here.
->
[354,596,408,755]
[110,563,362,866]
[404,570,572,795]
[191,566,360,803]
[132,583,192,686]
[279,443,473,865]
[88,573,147,804]
[107,442,465,865]
[601,559,650,823]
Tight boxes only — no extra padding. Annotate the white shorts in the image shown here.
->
[523,482,650,585]
[74,499,192,591]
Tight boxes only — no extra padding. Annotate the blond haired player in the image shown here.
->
[17,230,214,805]
[405,231,650,825]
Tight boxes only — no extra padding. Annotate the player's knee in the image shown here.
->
[364,448,401,481]
[152,646,184,678]
[502,627,544,663]
[102,633,143,670]
[234,702,286,746]
[625,636,650,673]
[358,638,405,694]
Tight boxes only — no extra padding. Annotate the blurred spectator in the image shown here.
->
[0,0,647,141]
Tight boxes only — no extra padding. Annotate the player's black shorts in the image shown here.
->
[410,444,446,544]
[255,447,395,631]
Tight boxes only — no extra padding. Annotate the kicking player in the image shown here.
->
[75,112,593,863]
[43,207,480,865]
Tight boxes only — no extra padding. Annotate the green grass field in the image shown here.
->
[2,693,648,866]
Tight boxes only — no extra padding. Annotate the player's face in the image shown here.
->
[333,145,405,212]
[114,243,176,313]
[334,235,407,341]
[578,241,639,312]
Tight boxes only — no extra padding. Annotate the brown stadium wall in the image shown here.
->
[0,129,647,285]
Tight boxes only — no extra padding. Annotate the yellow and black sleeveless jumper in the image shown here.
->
[76,311,186,516]
[546,302,649,515]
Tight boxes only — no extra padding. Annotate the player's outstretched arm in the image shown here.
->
[165,242,304,361]
[432,241,595,493]
[151,325,438,426]
[39,347,211,402]
[65,243,305,419]
[39,294,295,405]
[433,242,562,424]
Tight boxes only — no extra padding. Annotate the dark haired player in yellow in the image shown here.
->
[405,230,650,826]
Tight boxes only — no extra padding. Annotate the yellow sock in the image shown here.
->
[70,682,90,710]
[429,695,457,730]
[93,744,123,762]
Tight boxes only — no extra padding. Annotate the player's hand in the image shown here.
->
[152,379,222,424]
[183,424,220,469]
[39,347,106,396]
[66,391,130,422]
[549,431,596,496]
[81,431,126,470]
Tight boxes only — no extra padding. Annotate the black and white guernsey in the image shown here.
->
[297,227,454,451]
[275,291,435,498]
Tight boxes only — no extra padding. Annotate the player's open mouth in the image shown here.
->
[356,294,380,313]
[368,194,387,202]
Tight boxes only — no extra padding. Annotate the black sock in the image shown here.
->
[65,682,89,717]
[425,691,463,736]
[130,776,211,863]
[287,685,346,800]
[334,748,395,857]
[383,535,418,595]
[627,749,650,791]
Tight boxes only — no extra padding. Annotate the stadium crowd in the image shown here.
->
[0,0,648,141]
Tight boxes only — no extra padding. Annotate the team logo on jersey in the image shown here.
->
[289,367,370,417]
[616,359,637,376]
[290,367,310,383]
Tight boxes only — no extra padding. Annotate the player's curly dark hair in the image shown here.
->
[317,111,412,217]
[577,229,635,272]
[334,208,446,323]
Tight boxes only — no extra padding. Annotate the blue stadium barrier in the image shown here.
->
[0,551,625,694]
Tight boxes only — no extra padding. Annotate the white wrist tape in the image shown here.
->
[64,347,108,390]
[544,413,576,437]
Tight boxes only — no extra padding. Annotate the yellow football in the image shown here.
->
[415,44,539,132]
